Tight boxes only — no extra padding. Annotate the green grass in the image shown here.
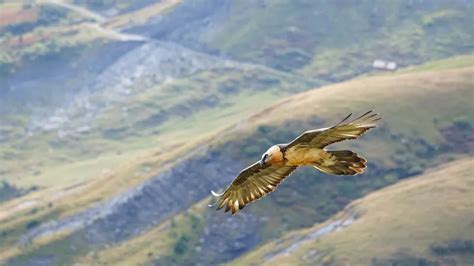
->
[0,2,137,75]
[17,151,132,188]
[157,90,286,137]
[0,207,62,258]
[1,2,473,260]
[5,231,90,266]
[209,1,474,80]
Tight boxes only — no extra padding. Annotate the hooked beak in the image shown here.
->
[260,154,268,166]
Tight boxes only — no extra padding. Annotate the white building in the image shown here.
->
[372,59,397,71]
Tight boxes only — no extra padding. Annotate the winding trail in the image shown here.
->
[37,0,148,42]
[84,23,148,41]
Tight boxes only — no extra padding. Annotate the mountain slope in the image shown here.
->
[229,158,474,266]
[1,1,473,264]
[3,57,471,265]
[1,57,317,189]
[80,61,473,266]
[207,0,474,80]
[0,64,315,264]
[3,0,473,193]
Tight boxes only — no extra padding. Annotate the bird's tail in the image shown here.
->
[312,150,367,175]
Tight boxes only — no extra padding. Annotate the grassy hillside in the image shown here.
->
[235,64,473,147]
[4,56,470,265]
[1,64,315,188]
[203,59,473,247]
[75,59,473,266]
[209,1,474,80]
[230,158,474,266]
[0,64,316,264]
[0,2,109,75]
[0,0,178,75]
[396,54,474,74]
[2,1,472,264]
[0,65,313,192]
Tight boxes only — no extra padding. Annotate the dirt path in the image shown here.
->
[84,23,148,41]
[38,0,148,42]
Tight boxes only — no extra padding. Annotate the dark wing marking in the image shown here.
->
[213,162,298,214]
[287,110,381,149]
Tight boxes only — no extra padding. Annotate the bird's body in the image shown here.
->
[283,146,325,166]
[212,110,381,214]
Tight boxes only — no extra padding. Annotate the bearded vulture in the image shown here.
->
[211,110,381,214]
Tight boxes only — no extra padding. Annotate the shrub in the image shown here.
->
[26,220,40,230]
[173,235,189,255]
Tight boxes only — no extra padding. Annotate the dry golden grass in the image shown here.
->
[243,66,473,133]
[231,158,474,265]
[213,65,473,170]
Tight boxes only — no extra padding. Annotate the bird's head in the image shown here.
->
[260,145,283,166]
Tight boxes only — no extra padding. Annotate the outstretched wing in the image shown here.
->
[213,162,298,214]
[287,110,381,149]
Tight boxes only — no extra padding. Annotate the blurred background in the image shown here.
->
[0,0,473,265]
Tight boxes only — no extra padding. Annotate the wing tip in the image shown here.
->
[335,112,353,127]
[352,110,382,125]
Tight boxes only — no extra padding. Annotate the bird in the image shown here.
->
[210,110,381,214]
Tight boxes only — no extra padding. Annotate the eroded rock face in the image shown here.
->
[28,41,228,134]
[19,150,243,243]
[2,0,234,143]
[193,212,262,265]
[127,0,232,50]
[83,150,242,244]
[262,216,355,263]
[0,41,140,116]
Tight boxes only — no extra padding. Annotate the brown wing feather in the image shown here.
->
[287,110,381,149]
[215,162,298,214]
